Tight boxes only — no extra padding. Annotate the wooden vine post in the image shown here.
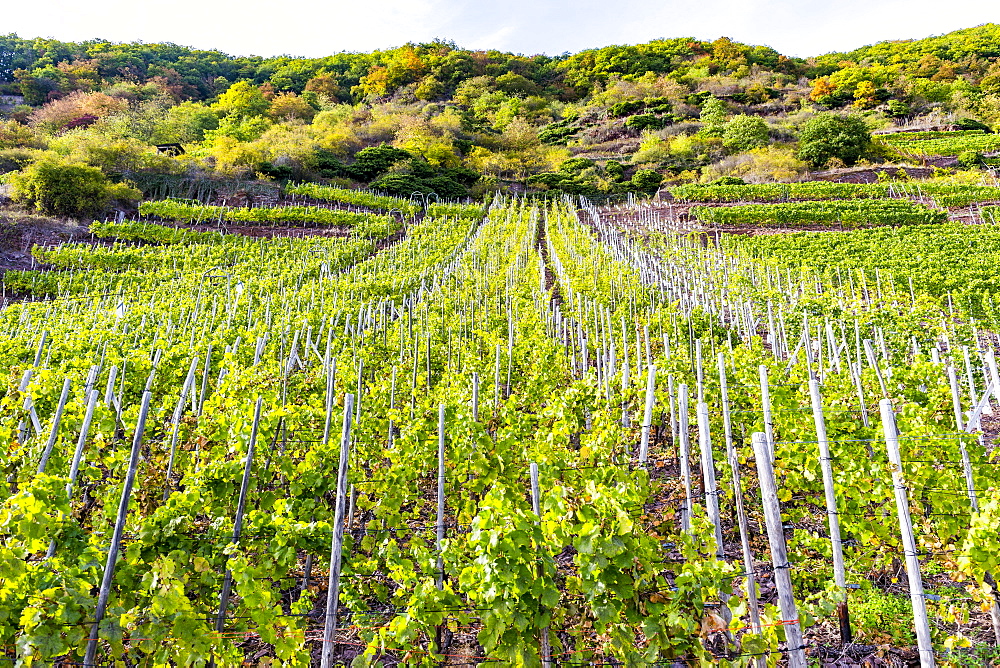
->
[717,355,764,668]
[879,399,935,668]
[208,397,262,668]
[750,432,807,668]
[638,364,657,463]
[320,393,354,668]
[84,391,153,667]
[808,379,851,642]
[530,463,553,666]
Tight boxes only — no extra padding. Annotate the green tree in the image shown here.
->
[796,113,872,169]
[699,96,728,136]
[349,144,412,181]
[630,168,663,194]
[153,102,220,144]
[605,160,625,181]
[414,76,445,101]
[9,157,140,218]
[212,80,270,118]
[722,114,769,152]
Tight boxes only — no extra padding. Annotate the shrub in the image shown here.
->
[957,118,992,133]
[723,115,769,152]
[887,100,910,118]
[0,148,39,175]
[605,160,625,181]
[699,96,729,136]
[796,113,872,168]
[624,114,665,132]
[349,144,412,181]
[560,158,596,173]
[8,157,141,218]
[631,168,663,194]
[532,120,575,146]
[957,150,984,169]
[608,100,645,117]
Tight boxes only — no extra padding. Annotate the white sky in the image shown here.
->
[5,0,998,59]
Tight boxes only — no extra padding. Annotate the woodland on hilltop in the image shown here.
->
[1,24,1000,214]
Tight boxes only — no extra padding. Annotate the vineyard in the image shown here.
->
[4,192,1000,668]
[689,200,947,228]
[879,131,1000,157]
[670,183,1000,210]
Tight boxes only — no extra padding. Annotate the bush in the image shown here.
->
[525,172,601,199]
[368,173,468,198]
[624,114,665,132]
[608,100,645,117]
[699,97,729,136]
[537,120,579,145]
[349,145,412,181]
[630,169,663,194]
[560,158,596,173]
[957,150,985,169]
[957,118,992,133]
[8,158,141,218]
[605,160,625,181]
[796,113,872,168]
[722,115,769,152]
[887,100,910,118]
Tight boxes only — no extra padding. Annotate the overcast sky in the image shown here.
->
[5,0,998,59]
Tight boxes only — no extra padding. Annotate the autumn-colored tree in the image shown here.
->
[710,37,747,69]
[414,76,445,101]
[28,91,128,133]
[743,82,771,104]
[930,63,958,81]
[304,74,341,101]
[55,60,101,92]
[981,64,1000,95]
[358,66,391,98]
[914,54,944,78]
[259,82,277,101]
[852,81,878,108]
[358,46,427,98]
[145,66,192,101]
[268,92,316,122]
[809,77,836,102]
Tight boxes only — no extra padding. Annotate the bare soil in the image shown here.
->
[0,204,90,279]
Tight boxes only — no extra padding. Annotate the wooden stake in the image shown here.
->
[717,355,764,668]
[213,398,262,645]
[750,432,807,668]
[639,365,657,464]
[530,463,553,666]
[37,378,71,473]
[758,365,774,461]
[436,403,446,590]
[696,402,724,554]
[320,393,354,668]
[878,399,935,668]
[84,391,153,667]
[808,379,851,642]
[679,384,693,534]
